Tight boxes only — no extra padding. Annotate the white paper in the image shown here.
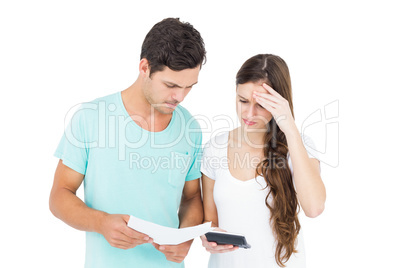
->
[127,215,213,245]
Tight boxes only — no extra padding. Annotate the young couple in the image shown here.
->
[49,17,325,268]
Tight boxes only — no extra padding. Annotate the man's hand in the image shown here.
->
[99,214,153,250]
[152,240,193,263]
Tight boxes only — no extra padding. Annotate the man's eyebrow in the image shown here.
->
[163,81,198,88]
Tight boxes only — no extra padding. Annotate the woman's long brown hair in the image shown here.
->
[236,54,300,267]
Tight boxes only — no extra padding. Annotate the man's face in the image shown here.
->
[142,65,200,114]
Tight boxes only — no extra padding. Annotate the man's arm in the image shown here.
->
[152,178,203,263]
[49,160,104,232]
[178,178,203,228]
[49,160,152,249]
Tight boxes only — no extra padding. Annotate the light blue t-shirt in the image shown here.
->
[54,92,202,268]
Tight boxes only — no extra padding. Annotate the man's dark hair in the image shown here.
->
[140,18,206,76]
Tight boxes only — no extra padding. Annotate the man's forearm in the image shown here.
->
[178,194,203,228]
[49,188,107,233]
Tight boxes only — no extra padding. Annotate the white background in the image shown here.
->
[1,0,401,267]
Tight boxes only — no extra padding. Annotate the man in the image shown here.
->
[49,18,206,267]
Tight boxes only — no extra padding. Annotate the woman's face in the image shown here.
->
[236,82,273,131]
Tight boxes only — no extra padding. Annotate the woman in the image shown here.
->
[200,54,326,267]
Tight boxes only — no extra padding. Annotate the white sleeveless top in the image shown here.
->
[201,131,318,268]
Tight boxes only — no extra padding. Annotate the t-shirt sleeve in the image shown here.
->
[54,107,89,175]
[200,139,216,180]
[301,134,318,159]
[185,127,203,182]
[289,134,321,175]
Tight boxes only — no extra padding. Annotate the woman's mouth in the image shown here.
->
[243,119,256,126]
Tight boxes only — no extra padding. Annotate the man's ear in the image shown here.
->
[139,58,150,77]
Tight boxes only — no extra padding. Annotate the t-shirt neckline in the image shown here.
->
[224,131,264,184]
[116,91,176,135]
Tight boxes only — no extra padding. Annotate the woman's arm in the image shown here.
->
[201,174,218,227]
[286,131,326,218]
[254,83,326,218]
[200,173,238,253]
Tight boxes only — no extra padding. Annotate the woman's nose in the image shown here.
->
[246,105,257,118]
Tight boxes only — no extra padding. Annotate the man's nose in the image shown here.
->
[172,89,186,103]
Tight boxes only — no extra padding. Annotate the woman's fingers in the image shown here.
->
[258,83,289,108]
[202,240,238,252]
[201,228,239,254]
[262,83,282,99]
[254,91,280,106]
[200,235,217,248]
[207,245,239,254]
[254,96,276,113]
[210,244,236,251]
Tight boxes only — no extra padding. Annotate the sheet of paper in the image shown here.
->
[127,215,213,245]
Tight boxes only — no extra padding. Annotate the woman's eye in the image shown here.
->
[239,100,247,103]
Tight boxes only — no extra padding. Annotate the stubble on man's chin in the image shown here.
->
[150,103,175,115]
[155,107,174,115]
[144,94,174,115]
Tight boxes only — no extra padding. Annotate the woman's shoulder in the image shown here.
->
[201,131,230,179]
[204,131,229,147]
[202,130,229,156]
